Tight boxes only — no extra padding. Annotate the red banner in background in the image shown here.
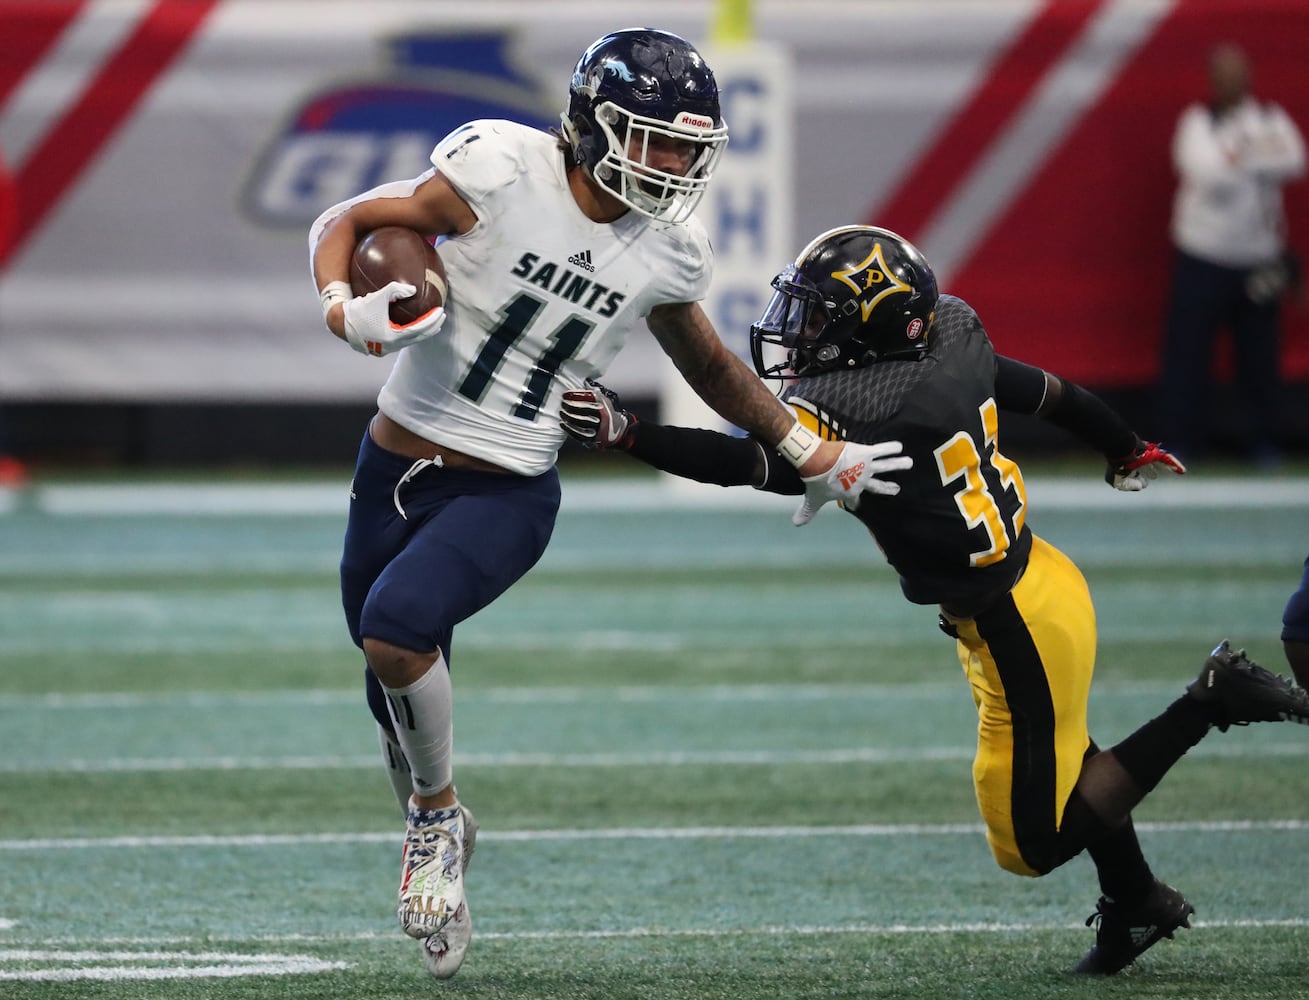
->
[2,0,218,269]
[869,1,1309,386]
[1,1,1306,403]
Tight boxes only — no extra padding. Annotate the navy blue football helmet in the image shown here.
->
[750,226,939,379]
[561,28,728,223]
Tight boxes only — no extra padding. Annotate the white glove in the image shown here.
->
[341,281,446,357]
[793,440,913,526]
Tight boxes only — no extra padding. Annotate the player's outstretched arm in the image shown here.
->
[561,379,771,487]
[644,303,911,521]
[994,356,1185,491]
[561,379,911,525]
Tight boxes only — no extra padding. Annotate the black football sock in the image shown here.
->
[1046,739,1149,901]
[1084,808,1155,906]
[1109,695,1214,795]
[1056,785,1154,906]
[1061,699,1212,907]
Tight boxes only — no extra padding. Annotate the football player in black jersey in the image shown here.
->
[560,225,1309,975]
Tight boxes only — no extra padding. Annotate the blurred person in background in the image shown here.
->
[1156,42,1305,468]
[0,142,29,487]
[562,224,1309,975]
[308,28,903,981]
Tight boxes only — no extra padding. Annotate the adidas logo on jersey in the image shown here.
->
[567,249,595,272]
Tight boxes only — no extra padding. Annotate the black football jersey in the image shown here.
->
[783,294,1032,612]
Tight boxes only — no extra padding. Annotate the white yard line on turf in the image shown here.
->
[0,681,965,708]
[0,678,1253,708]
[0,818,1304,851]
[20,476,1309,516]
[2,917,1307,949]
[0,740,1305,774]
[0,950,349,982]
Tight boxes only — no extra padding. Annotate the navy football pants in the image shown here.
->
[339,429,561,733]
[1285,553,1309,643]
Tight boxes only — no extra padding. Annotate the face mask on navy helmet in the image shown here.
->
[561,28,728,223]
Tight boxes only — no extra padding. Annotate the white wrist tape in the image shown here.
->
[320,280,353,323]
[777,420,822,468]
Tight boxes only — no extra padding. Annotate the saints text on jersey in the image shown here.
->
[511,252,625,317]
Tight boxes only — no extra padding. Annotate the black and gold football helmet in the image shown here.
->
[750,225,938,379]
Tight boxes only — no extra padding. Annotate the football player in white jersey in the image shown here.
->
[308,27,911,979]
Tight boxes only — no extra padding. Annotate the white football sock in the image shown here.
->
[380,655,454,797]
[377,722,414,816]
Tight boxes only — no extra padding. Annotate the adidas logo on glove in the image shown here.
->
[837,461,866,490]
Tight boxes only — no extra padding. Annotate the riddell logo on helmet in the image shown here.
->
[674,112,715,129]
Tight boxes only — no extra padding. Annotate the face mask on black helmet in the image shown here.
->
[751,225,939,380]
[561,27,729,224]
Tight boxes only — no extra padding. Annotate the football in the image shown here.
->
[349,227,448,325]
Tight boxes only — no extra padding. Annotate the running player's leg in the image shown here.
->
[954,537,1096,879]
[365,470,558,977]
[955,536,1194,974]
[341,440,559,978]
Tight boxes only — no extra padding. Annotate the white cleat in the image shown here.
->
[397,800,472,978]
[421,922,472,980]
[456,802,477,873]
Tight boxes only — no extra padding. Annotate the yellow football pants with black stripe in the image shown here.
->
[951,535,1096,877]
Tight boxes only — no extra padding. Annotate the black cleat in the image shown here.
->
[1074,879,1195,975]
[1187,640,1309,731]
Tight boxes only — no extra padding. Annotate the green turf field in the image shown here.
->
[1,467,1307,999]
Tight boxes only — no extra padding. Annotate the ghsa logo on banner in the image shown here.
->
[243,33,554,228]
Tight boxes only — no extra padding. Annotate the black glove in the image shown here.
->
[560,378,637,450]
[1105,440,1186,491]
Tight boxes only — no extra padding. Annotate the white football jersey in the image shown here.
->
[371,120,714,475]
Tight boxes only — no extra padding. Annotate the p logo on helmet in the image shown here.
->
[831,241,913,322]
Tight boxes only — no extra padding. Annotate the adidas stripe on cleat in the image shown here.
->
[1074,879,1194,975]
